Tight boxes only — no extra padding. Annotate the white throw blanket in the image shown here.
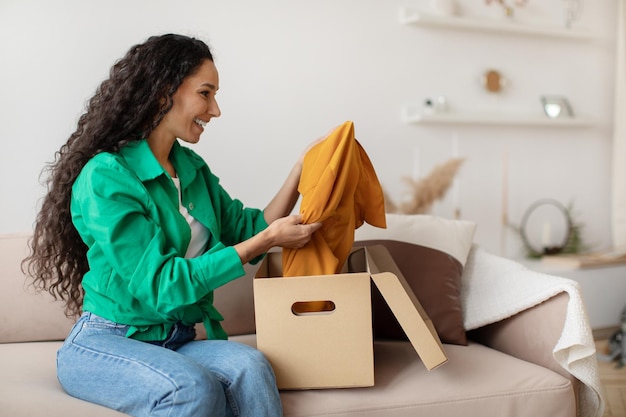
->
[462,246,604,417]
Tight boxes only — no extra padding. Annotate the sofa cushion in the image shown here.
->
[355,214,476,345]
[0,234,75,343]
[210,262,259,337]
[0,338,575,417]
[1,232,259,343]
[355,214,475,265]
[238,335,575,417]
[0,341,127,416]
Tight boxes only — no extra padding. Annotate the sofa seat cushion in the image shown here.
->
[232,335,575,417]
[0,341,126,417]
[0,337,575,417]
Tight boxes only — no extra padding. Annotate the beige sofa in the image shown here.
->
[0,219,604,417]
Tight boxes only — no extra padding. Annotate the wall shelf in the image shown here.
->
[402,108,596,128]
[398,8,593,40]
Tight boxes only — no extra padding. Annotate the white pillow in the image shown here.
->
[355,213,477,266]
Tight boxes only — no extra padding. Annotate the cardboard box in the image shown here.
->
[254,245,448,390]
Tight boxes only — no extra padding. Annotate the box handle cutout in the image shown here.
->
[291,301,336,316]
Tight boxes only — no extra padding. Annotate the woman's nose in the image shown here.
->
[209,98,221,118]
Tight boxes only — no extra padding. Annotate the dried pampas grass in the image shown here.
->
[386,157,465,214]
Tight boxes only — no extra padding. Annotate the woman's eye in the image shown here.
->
[200,91,210,97]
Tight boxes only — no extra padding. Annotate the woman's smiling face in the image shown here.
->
[156,59,221,144]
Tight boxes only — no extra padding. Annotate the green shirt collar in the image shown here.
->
[119,140,164,182]
[120,139,204,184]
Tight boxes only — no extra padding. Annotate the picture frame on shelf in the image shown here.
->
[540,95,574,118]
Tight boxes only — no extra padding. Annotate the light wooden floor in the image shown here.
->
[596,339,626,417]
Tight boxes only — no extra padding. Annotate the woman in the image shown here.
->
[23,33,321,417]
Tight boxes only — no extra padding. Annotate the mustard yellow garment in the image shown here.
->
[282,121,386,277]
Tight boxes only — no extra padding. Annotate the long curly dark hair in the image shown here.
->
[22,34,214,318]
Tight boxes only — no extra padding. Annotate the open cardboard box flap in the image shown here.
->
[354,245,448,370]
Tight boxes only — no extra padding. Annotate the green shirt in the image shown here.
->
[70,139,268,341]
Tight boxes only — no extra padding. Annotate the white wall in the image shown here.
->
[0,0,617,262]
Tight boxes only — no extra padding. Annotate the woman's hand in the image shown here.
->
[234,215,321,264]
[264,126,337,224]
[265,214,322,249]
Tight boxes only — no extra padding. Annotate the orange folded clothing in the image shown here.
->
[282,121,386,277]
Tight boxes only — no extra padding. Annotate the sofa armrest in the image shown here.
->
[468,292,577,385]
[468,292,581,409]
[461,246,603,416]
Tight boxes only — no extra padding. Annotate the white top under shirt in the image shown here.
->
[171,177,210,258]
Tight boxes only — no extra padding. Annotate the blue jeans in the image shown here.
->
[57,312,282,417]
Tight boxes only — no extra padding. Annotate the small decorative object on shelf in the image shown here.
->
[429,0,458,16]
[422,96,450,115]
[485,0,529,19]
[423,98,435,115]
[563,0,583,28]
[510,198,586,258]
[541,95,574,118]
[434,96,449,113]
[482,69,507,93]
